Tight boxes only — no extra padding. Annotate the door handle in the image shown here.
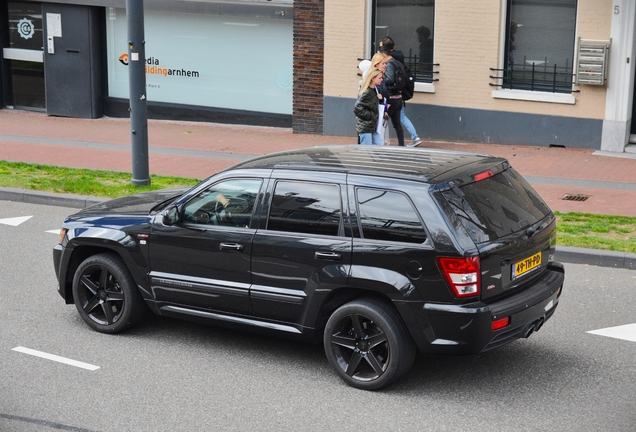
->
[315,251,342,260]
[220,243,244,251]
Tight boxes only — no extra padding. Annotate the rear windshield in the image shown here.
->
[442,167,551,243]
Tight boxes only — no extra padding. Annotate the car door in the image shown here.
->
[148,178,263,315]
[250,171,352,325]
[346,175,447,304]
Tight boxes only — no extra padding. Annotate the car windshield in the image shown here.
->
[442,167,551,243]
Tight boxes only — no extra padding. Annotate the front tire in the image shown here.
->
[72,253,145,334]
[324,298,416,390]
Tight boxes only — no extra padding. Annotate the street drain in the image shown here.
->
[561,193,590,202]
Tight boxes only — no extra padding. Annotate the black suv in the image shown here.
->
[53,146,564,390]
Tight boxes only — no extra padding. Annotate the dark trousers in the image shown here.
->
[387,97,405,146]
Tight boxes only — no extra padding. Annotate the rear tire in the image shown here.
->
[72,253,145,334]
[324,298,416,390]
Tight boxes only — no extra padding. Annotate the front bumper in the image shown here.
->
[52,243,69,302]
[399,262,565,355]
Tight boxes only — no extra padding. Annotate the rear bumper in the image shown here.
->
[398,262,565,355]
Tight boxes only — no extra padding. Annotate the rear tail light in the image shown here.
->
[436,256,481,298]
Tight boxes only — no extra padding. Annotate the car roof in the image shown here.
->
[228,145,507,183]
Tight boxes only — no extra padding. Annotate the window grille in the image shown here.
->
[403,51,439,84]
[490,58,578,94]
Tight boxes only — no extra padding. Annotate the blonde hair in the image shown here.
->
[360,67,383,94]
[371,52,385,68]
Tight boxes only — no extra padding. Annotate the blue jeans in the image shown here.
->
[359,132,383,145]
[400,107,418,140]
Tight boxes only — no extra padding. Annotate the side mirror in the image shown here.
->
[162,206,180,226]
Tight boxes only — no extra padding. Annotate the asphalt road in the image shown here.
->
[1,201,635,432]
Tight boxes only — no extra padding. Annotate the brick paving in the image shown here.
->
[1,109,635,217]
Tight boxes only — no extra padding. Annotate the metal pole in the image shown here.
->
[126,0,150,186]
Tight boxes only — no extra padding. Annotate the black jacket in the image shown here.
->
[354,87,380,134]
[384,57,404,96]
[391,49,406,64]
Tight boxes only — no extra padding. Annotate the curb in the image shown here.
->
[1,187,634,271]
[554,246,636,270]
[0,186,107,209]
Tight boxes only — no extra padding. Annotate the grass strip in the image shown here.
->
[554,211,636,253]
[0,161,200,198]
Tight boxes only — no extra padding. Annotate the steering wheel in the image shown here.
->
[214,199,229,225]
[189,209,213,224]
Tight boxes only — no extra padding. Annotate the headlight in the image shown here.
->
[59,228,68,244]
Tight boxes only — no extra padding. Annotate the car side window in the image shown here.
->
[356,188,427,243]
[182,179,262,228]
[267,181,342,236]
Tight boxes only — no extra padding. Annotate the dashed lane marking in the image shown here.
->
[0,216,33,226]
[587,323,636,343]
[46,229,61,234]
[12,346,100,371]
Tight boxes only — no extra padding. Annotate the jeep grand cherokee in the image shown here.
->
[53,145,565,390]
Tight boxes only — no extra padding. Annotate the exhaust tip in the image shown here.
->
[524,317,546,338]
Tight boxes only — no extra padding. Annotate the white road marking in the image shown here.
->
[0,215,33,226]
[12,346,100,371]
[46,229,62,234]
[587,323,636,343]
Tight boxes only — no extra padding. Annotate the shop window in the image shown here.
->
[502,0,577,93]
[105,8,292,115]
[5,2,45,109]
[374,0,435,83]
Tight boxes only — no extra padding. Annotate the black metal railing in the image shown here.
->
[490,58,577,93]
[404,50,439,83]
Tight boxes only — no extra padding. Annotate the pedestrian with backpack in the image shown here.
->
[378,45,406,147]
[380,37,422,147]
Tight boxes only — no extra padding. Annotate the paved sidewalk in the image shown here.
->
[0,109,634,269]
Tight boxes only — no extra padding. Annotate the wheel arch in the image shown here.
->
[61,244,139,304]
[310,287,399,344]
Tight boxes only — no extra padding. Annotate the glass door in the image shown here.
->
[3,2,45,110]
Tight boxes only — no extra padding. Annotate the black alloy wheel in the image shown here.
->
[324,299,416,390]
[72,253,145,334]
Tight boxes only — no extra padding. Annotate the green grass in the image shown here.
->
[1,160,635,253]
[0,161,200,198]
[554,211,636,253]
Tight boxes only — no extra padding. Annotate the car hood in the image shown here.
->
[75,187,190,216]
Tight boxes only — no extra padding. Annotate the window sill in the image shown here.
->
[415,82,435,94]
[492,89,575,104]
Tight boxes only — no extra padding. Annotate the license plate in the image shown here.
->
[512,252,542,280]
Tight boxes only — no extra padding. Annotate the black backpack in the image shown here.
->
[388,59,415,101]
[401,63,415,101]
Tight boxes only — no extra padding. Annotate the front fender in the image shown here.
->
[55,225,150,304]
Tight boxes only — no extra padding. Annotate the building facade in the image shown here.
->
[325,0,636,153]
[1,0,635,152]
[1,0,303,127]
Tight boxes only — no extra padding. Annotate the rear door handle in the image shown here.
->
[220,243,244,251]
[315,251,342,260]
